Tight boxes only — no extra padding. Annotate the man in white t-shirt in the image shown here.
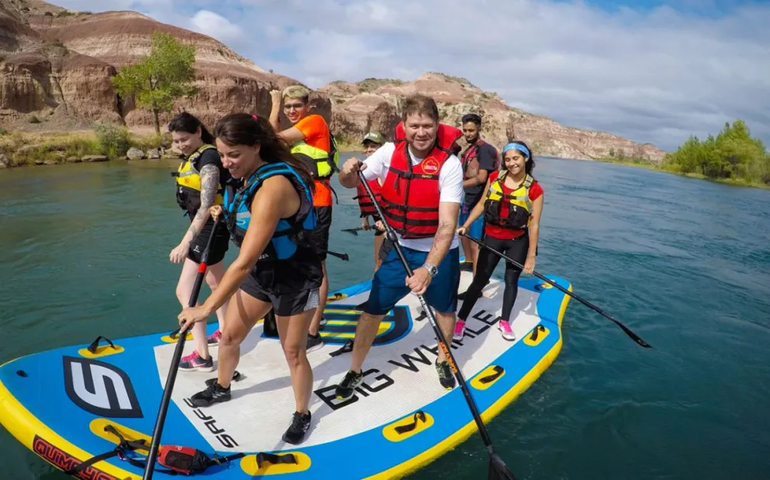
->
[334,94,463,398]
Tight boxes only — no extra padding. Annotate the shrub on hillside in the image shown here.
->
[94,122,131,158]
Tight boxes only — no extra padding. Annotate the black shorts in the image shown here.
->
[240,273,320,316]
[187,218,229,265]
[309,206,332,261]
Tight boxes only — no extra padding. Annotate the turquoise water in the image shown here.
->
[1,155,769,479]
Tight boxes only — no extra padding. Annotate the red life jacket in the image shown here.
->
[379,122,463,239]
[354,180,382,218]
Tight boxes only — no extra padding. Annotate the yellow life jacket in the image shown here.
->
[173,144,225,216]
[290,132,339,180]
[483,172,534,230]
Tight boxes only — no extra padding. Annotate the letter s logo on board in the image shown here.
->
[63,356,143,418]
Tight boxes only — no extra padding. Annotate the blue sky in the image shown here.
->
[53,0,770,151]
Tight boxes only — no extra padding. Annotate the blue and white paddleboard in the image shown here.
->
[0,270,571,479]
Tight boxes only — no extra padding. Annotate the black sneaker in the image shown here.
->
[282,411,311,445]
[335,370,364,400]
[435,360,456,390]
[306,333,323,353]
[205,370,241,388]
[190,381,231,407]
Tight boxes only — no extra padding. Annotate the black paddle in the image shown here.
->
[143,216,222,480]
[460,233,651,348]
[357,170,517,480]
[342,227,365,235]
[327,250,349,261]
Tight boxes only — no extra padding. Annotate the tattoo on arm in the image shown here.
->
[185,164,219,240]
[427,220,455,263]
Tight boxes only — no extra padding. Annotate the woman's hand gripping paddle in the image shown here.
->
[357,169,518,480]
[143,216,223,480]
[460,233,651,348]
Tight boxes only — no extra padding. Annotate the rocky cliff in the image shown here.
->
[0,0,329,130]
[0,0,663,163]
[322,73,665,162]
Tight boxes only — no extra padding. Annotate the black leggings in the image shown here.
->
[457,234,529,322]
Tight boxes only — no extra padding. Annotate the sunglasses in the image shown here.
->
[283,102,305,111]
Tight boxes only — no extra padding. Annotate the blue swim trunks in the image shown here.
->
[364,246,460,315]
[459,203,484,239]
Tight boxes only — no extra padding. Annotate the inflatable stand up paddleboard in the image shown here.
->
[0,269,571,479]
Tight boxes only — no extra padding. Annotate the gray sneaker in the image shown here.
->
[435,360,456,390]
[335,370,364,400]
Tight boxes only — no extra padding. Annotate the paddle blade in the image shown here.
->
[488,453,517,480]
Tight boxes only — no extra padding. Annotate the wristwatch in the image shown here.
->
[423,263,438,277]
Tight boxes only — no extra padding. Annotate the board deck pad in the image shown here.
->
[0,270,571,479]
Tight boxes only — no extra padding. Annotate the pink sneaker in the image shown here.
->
[497,320,516,341]
[454,319,466,339]
[179,350,214,372]
[207,329,222,346]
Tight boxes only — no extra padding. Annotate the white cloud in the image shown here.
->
[234,0,770,150]
[189,10,244,44]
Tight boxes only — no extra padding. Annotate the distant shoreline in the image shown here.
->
[593,157,770,190]
[3,130,767,191]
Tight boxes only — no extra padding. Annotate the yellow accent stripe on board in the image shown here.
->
[363,284,573,480]
[90,418,152,447]
[0,370,139,479]
[383,412,435,442]
[523,326,551,346]
[78,345,125,359]
[240,451,312,475]
[470,365,506,391]
[160,332,193,343]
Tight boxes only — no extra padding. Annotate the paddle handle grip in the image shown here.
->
[143,217,222,480]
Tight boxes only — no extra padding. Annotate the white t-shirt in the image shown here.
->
[362,142,462,252]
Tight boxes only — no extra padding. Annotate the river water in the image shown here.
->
[1,155,768,479]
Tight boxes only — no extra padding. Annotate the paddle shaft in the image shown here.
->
[460,233,651,348]
[356,171,499,450]
[143,217,222,480]
[327,250,349,261]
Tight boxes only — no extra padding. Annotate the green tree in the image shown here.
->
[664,119,770,186]
[111,32,197,135]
